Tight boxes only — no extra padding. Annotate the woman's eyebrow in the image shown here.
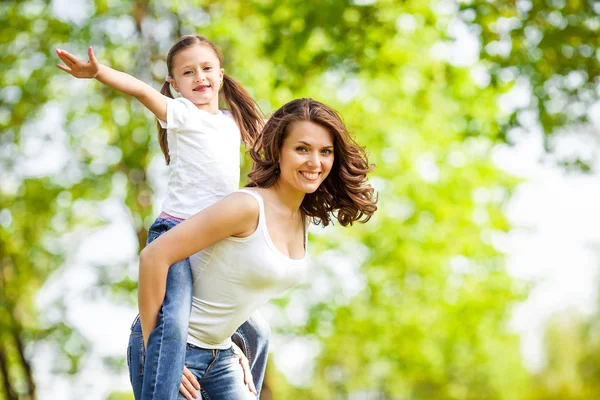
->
[295,140,334,149]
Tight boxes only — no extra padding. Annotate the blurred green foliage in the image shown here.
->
[1,0,599,399]
[461,0,600,170]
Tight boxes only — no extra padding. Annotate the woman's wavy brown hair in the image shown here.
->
[247,98,377,227]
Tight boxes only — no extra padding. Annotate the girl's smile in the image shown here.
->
[170,44,224,114]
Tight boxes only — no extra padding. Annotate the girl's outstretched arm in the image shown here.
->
[137,192,260,348]
[56,46,167,121]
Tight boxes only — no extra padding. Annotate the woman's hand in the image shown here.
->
[179,366,201,400]
[56,46,100,79]
[177,349,256,400]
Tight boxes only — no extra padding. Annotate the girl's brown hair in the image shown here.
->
[157,35,264,164]
[247,98,377,227]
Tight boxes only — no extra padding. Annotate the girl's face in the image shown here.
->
[170,44,224,114]
[277,120,335,194]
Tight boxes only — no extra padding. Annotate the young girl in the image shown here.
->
[56,35,268,400]
[138,98,377,399]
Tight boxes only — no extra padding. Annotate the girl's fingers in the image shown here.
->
[179,383,194,400]
[59,49,82,65]
[56,64,72,74]
[180,378,198,399]
[88,46,98,64]
[56,53,74,68]
[183,366,200,390]
[241,357,250,384]
[180,367,200,400]
[239,355,256,394]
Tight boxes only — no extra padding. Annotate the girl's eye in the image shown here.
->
[204,67,212,71]
[184,71,193,75]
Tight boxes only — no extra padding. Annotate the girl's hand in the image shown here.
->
[179,366,201,400]
[232,343,257,395]
[55,46,100,79]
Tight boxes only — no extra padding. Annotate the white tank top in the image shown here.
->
[187,189,309,349]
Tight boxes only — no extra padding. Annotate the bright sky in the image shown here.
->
[494,129,600,372]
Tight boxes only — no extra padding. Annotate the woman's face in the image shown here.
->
[278,120,335,194]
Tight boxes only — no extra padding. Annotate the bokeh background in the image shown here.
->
[2,0,600,399]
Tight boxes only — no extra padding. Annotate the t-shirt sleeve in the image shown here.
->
[157,97,195,131]
[222,110,244,145]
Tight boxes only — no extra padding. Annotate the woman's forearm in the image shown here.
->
[138,249,169,348]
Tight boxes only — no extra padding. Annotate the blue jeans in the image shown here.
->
[127,217,270,399]
[177,344,257,400]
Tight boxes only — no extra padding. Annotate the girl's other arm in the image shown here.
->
[138,192,259,348]
[56,46,167,121]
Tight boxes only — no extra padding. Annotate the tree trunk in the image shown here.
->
[11,325,36,400]
[0,345,19,400]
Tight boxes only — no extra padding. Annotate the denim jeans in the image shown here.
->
[127,217,271,400]
[177,344,257,400]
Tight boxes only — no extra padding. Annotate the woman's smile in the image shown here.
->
[299,171,321,181]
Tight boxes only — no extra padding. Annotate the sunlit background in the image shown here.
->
[2,0,600,399]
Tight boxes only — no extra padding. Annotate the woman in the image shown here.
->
[138,98,377,399]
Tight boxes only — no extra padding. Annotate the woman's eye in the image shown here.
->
[321,149,333,155]
[296,147,308,152]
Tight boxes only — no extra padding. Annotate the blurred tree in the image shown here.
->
[105,392,134,400]
[524,310,600,399]
[1,0,156,398]
[5,0,597,399]
[461,0,600,171]
[255,1,529,398]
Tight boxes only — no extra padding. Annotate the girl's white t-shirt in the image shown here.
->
[187,189,309,349]
[158,97,241,218]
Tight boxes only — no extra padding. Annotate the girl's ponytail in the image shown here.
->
[157,81,174,165]
[221,74,264,146]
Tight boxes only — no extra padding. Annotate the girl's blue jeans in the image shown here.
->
[127,218,270,400]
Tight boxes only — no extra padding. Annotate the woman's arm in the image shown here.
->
[138,192,259,348]
[55,46,168,121]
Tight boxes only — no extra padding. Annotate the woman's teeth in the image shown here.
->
[300,172,319,180]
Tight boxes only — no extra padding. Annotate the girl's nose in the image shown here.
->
[195,70,206,82]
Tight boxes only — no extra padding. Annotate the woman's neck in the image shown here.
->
[268,182,305,218]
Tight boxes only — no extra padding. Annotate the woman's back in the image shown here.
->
[187,189,308,349]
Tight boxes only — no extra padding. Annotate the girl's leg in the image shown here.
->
[231,310,271,396]
[126,218,193,400]
[141,256,193,400]
[181,345,256,400]
[127,316,144,400]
